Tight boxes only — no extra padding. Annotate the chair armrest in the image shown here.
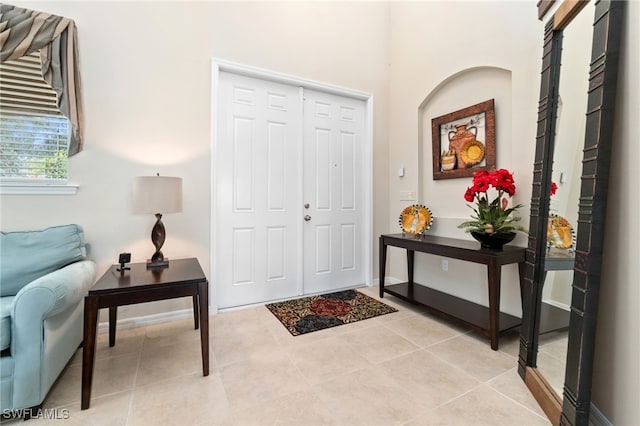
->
[12,260,96,323]
[8,260,96,409]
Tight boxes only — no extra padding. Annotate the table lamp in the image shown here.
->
[133,174,182,268]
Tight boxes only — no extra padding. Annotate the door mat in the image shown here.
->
[266,289,397,336]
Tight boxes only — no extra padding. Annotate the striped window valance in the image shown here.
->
[0,3,84,156]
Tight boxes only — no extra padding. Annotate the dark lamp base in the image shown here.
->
[146,259,169,269]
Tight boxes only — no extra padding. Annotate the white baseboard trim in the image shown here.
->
[542,298,571,311]
[590,403,613,426]
[376,276,404,285]
[100,278,405,331]
[219,283,378,312]
[97,308,195,334]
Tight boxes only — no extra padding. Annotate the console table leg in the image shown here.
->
[379,237,387,298]
[407,250,415,286]
[198,281,210,376]
[487,260,501,350]
[517,261,526,309]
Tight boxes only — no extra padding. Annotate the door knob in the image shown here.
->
[304,215,312,221]
[304,203,310,209]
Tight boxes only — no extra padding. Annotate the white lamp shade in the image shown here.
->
[133,176,183,214]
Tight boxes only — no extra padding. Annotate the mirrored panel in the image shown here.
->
[518,1,625,425]
[536,0,592,398]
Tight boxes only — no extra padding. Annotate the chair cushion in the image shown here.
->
[0,225,87,297]
[0,296,13,351]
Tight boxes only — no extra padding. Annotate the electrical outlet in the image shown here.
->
[400,190,416,201]
[441,259,448,271]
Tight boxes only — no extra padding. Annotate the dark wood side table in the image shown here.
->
[379,234,526,350]
[81,258,209,410]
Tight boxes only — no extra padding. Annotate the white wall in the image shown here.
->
[2,1,218,320]
[1,1,390,321]
[386,1,542,316]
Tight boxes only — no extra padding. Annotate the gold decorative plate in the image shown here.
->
[547,214,575,250]
[460,140,485,166]
[399,204,433,235]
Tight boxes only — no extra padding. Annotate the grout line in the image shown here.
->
[124,329,145,426]
[433,382,485,409]
[376,313,470,352]
[486,370,550,421]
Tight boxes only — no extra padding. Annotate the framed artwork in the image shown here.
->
[431,98,496,180]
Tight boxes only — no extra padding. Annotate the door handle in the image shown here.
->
[304,215,312,221]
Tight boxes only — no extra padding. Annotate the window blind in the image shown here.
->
[0,51,70,181]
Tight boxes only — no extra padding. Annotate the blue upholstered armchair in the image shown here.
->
[0,225,96,417]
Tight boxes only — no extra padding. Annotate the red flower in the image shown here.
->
[473,170,490,180]
[459,168,524,235]
[490,169,516,193]
[473,175,490,192]
[464,187,476,202]
[550,181,558,196]
[503,184,516,197]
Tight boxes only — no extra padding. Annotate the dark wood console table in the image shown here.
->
[379,233,526,350]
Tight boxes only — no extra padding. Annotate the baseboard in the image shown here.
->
[100,278,404,330]
[220,282,380,312]
[373,276,403,286]
[542,298,571,311]
[589,403,613,426]
[96,308,194,333]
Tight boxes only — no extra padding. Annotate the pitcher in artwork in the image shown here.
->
[448,123,479,169]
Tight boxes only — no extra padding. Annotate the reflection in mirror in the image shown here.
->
[537,0,592,399]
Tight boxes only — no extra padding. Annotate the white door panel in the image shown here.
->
[303,90,365,294]
[217,72,302,308]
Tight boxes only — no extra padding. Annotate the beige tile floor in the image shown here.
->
[3,286,551,425]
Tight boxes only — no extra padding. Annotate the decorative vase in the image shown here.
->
[471,231,516,249]
[448,123,477,169]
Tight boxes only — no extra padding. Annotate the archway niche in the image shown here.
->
[417,67,513,236]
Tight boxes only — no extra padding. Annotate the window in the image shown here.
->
[0,51,71,183]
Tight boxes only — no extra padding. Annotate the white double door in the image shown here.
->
[216,71,366,309]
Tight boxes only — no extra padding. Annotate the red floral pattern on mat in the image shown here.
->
[310,299,352,316]
[265,289,397,336]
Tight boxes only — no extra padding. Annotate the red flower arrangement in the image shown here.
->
[550,181,558,196]
[459,169,526,234]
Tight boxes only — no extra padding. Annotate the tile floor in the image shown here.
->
[3,286,550,425]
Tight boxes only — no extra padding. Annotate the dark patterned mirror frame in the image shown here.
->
[518,1,625,425]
